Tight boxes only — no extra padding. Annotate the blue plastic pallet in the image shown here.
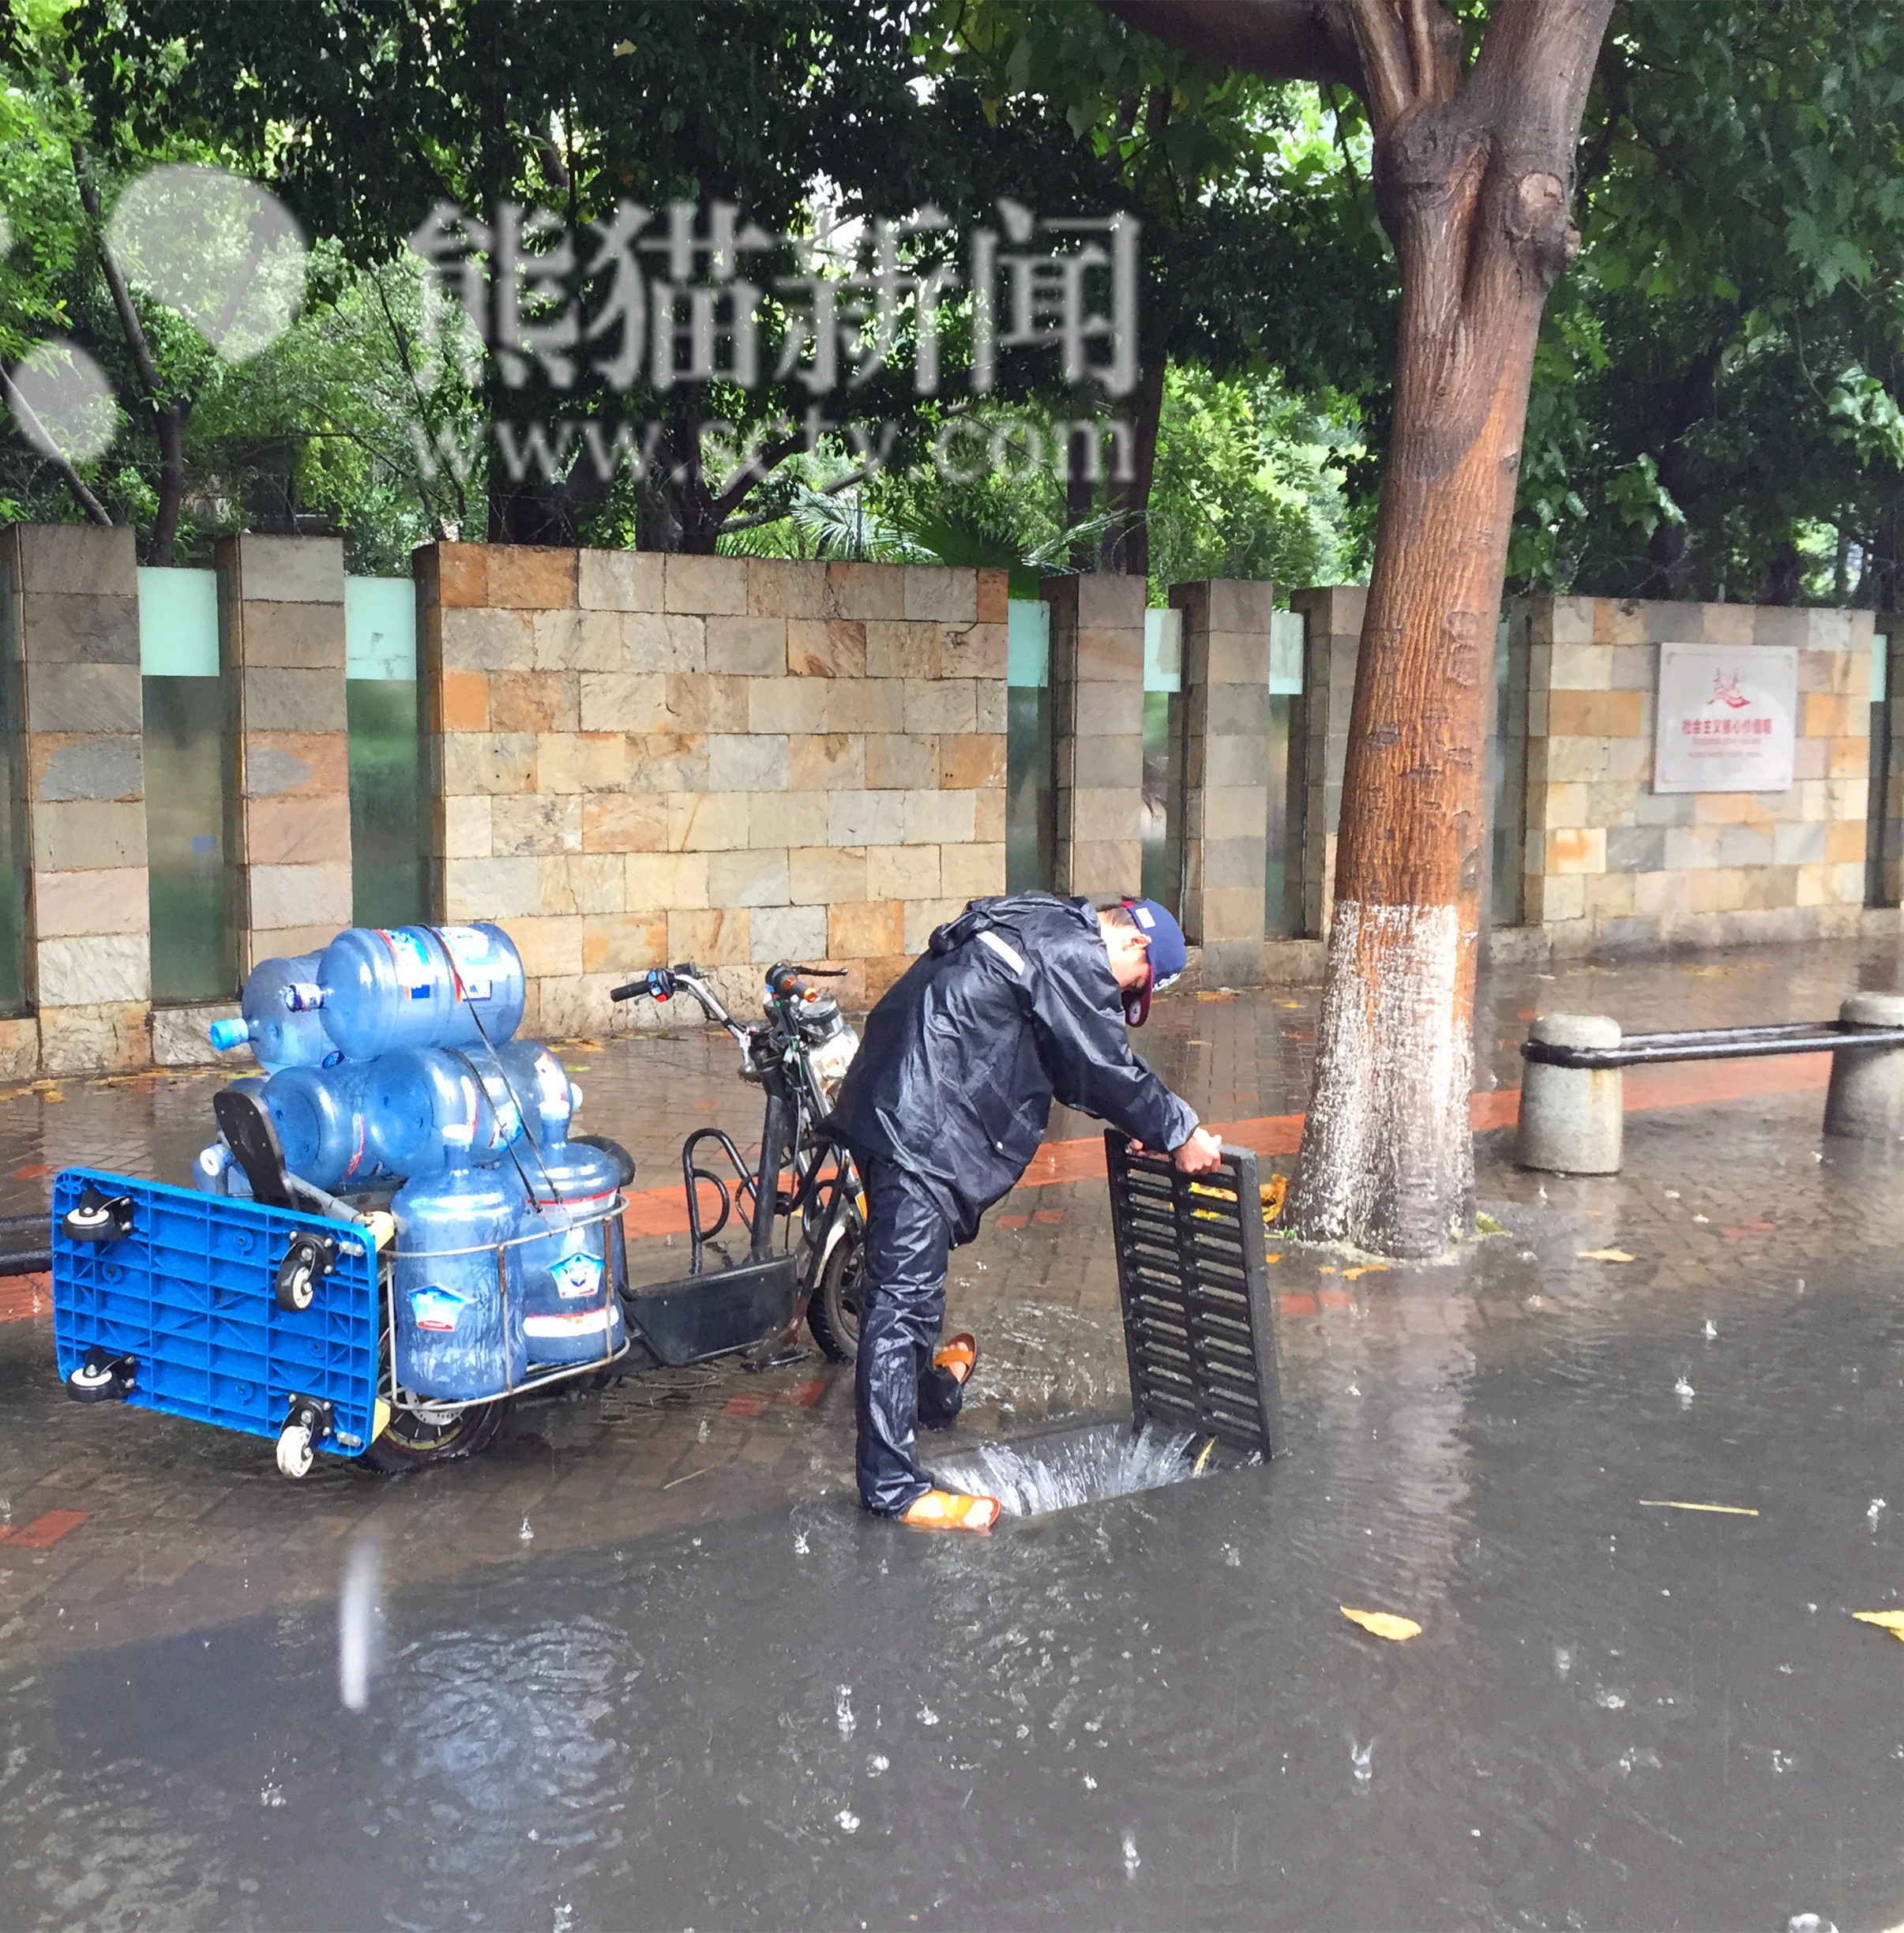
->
[51,1168,380,1456]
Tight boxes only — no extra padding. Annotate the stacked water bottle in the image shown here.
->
[197,923,627,1403]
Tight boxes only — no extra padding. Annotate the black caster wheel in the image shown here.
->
[276,1232,339,1312]
[66,1346,135,1402]
[63,1184,133,1244]
[275,1394,336,1479]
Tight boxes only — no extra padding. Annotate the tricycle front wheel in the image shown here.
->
[358,1398,508,1473]
[806,1224,865,1363]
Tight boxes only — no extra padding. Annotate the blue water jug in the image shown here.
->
[208,953,333,1072]
[516,1117,626,1368]
[369,1048,525,1180]
[391,1162,528,1402]
[189,1141,253,1197]
[284,924,525,1060]
[261,1060,389,1192]
[468,1039,579,1143]
[190,1076,266,1194]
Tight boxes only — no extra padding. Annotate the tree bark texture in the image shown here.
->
[1111,0,1613,1256]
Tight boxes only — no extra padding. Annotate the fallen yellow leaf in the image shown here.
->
[1638,1499,1759,1516]
[1342,1263,1391,1282]
[1341,1606,1421,1642]
[1264,1251,1282,1265]
[1853,1611,1904,1641]
[1578,1248,1635,1263]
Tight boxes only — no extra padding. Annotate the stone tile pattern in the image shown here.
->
[1288,584,1364,940]
[417,546,1008,1034]
[220,535,355,970]
[1515,596,1874,953]
[0,525,148,1074]
[1043,571,1144,903]
[1174,580,1272,986]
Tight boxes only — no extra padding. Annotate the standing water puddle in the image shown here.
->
[933,1419,1248,1517]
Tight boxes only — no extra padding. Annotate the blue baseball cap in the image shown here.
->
[1119,897,1187,1026]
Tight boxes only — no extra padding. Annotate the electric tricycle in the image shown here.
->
[50,927,869,1478]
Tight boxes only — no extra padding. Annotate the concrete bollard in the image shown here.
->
[1823,993,1904,1139]
[1515,1012,1624,1175]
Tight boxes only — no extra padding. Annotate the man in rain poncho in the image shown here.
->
[826,892,1222,1530]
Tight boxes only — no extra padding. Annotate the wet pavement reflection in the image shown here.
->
[5,941,1904,1927]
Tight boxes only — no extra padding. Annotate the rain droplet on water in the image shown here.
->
[867,1753,889,1775]
[337,1530,381,1713]
[1870,1498,1887,1530]
[697,1418,711,1441]
[836,1687,855,1739]
[520,1517,534,1542]
[1554,1646,1573,1679]
[1703,1319,1718,1338]
[918,1705,940,1727]
[1121,1828,1141,1875]
[1350,1743,1372,1785]
[794,1532,810,1556]
[836,1810,860,1834]
[1221,1544,1241,1567]
[1594,1686,1627,1710]
[1787,1916,1837,1933]
[1673,1376,1695,1404]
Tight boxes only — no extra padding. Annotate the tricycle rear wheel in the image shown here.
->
[358,1398,507,1473]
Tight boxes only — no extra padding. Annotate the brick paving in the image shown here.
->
[2,936,1902,1667]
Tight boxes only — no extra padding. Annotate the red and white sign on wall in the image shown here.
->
[1653,642,1797,794]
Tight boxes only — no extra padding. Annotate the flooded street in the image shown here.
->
[5,945,1904,1927]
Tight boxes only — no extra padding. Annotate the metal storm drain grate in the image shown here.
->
[1103,1130,1282,1458]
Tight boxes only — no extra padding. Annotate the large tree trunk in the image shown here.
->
[1103,358,1166,578]
[1110,0,1613,1256]
[1295,2,1611,1256]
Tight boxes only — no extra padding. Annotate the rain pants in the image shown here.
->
[827,893,1200,1514]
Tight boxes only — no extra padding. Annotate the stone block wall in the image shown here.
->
[417,543,1008,1033]
[0,524,149,1074]
[1515,596,1874,954]
[220,534,354,969]
[1175,579,1272,985]
[1046,572,1144,903]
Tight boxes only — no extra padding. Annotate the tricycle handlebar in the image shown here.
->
[608,963,746,1038]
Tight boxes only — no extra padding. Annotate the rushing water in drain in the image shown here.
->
[933,1421,1210,1516]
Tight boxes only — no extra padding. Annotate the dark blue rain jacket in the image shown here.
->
[826,892,1200,1236]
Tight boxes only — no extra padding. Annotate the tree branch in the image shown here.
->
[1103,0,1364,92]
[721,460,885,534]
[70,142,163,403]
[1400,0,1460,111]
[1343,0,1412,131]
[0,366,113,527]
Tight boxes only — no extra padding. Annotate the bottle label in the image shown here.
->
[409,1286,465,1333]
[378,929,434,1000]
[550,1252,603,1300]
[438,924,495,1002]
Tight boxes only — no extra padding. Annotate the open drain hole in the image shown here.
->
[932,1419,1257,1518]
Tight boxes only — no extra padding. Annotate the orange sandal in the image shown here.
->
[899,1487,1001,1531]
[933,1332,978,1386]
